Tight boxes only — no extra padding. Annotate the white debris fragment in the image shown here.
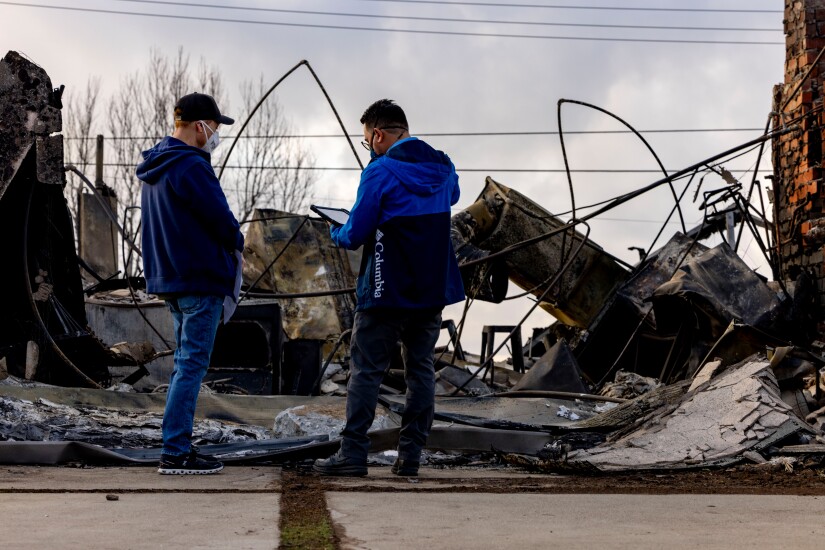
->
[321,363,344,381]
[595,402,618,414]
[273,404,395,438]
[600,370,663,400]
[320,379,340,394]
[37,398,70,411]
[689,360,724,392]
[762,456,797,473]
[556,405,581,421]
[106,383,136,393]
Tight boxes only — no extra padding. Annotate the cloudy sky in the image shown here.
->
[2,0,786,355]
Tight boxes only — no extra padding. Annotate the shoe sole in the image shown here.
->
[158,465,224,475]
[312,465,367,477]
[391,463,420,476]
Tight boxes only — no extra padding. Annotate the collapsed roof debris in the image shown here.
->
[539,356,813,472]
[4,46,825,479]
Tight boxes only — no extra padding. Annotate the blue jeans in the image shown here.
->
[162,295,223,456]
[340,307,442,463]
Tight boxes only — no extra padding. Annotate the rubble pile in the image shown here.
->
[563,356,812,471]
[5,47,825,477]
[0,377,275,448]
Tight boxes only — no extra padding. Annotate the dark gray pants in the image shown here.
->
[340,307,442,462]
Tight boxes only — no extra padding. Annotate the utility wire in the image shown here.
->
[66,161,773,173]
[346,0,782,14]
[62,128,767,140]
[0,2,783,45]
[110,0,781,32]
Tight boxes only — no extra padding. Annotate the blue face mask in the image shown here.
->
[369,148,378,160]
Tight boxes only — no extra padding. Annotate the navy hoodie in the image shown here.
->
[331,137,464,310]
[137,136,243,297]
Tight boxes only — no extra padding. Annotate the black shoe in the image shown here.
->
[190,445,219,462]
[313,451,367,477]
[391,458,419,477]
[158,448,224,475]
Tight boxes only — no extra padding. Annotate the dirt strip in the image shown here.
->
[279,467,340,550]
[323,467,825,496]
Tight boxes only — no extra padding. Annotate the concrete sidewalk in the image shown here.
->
[3,466,825,549]
[0,466,280,549]
[328,492,825,549]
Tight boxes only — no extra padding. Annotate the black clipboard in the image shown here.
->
[310,205,350,226]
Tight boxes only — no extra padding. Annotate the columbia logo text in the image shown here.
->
[374,229,385,298]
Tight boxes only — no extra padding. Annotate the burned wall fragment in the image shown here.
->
[0,51,114,387]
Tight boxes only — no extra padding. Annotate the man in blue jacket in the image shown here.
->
[314,99,464,477]
[137,92,243,475]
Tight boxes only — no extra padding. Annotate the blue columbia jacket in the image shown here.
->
[331,137,465,310]
[137,136,243,297]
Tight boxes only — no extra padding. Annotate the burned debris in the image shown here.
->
[0,51,139,390]
[4,31,825,479]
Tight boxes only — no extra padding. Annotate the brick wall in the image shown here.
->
[773,0,825,304]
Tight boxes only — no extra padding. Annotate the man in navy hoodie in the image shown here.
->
[136,93,243,475]
[314,99,464,477]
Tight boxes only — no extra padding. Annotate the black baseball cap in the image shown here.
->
[174,92,234,125]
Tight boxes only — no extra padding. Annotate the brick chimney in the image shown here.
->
[773,0,825,304]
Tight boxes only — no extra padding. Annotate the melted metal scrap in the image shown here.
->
[243,208,358,340]
[651,243,784,343]
[451,177,628,327]
[571,232,708,384]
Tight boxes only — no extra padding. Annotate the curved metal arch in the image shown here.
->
[557,98,687,234]
[218,60,363,180]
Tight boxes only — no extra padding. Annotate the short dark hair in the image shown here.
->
[360,99,408,130]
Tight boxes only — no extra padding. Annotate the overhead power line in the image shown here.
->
[63,128,767,140]
[67,161,773,174]
[110,0,781,32]
[346,0,783,14]
[0,2,783,45]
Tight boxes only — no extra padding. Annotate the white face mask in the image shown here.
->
[199,120,220,153]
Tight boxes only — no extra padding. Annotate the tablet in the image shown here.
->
[310,205,350,226]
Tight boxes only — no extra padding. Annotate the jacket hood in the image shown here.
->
[136,136,208,185]
[379,138,457,196]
